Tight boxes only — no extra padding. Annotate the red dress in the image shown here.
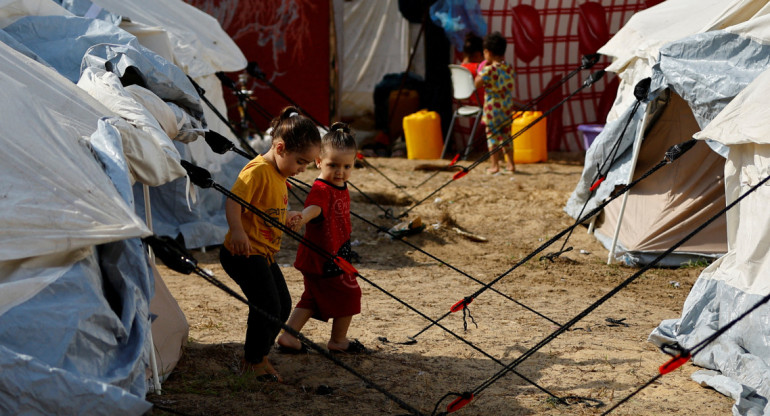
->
[294,179,361,321]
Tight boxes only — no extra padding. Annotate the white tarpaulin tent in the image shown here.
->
[0,0,253,411]
[648,15,770,416]
[565,0,770,266]
[52,0,248,249]
[0,40,155,415]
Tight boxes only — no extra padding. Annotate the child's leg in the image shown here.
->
[486,134,501,173]
[327,315,353,351]
[276,308,313,349]
[220,249,288,370]
[488,148,501,173]
[504,145,515,172]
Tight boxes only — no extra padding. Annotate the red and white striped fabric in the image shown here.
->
[453,0,656,152]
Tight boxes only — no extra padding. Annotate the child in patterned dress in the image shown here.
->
[475,31,516,174]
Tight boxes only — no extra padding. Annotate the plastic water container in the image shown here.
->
[510,111,547,163]
[403,110,443,159]
[577,124,604,150]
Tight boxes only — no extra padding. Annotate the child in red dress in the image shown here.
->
[276,122,366,354]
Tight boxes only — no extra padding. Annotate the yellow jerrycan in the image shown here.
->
[402,110,443,160]
[510,111,548,163]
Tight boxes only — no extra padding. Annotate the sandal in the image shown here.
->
[274,343,309,355]
[330,339,368,354]
[254,373,280,383]
[241,359,284,383]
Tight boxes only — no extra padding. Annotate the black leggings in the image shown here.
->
[219,248,291,363]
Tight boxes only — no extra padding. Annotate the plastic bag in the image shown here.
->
[429,0,487,52]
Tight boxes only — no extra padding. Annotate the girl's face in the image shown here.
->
[275,141,320,177]
[316,147,356,187]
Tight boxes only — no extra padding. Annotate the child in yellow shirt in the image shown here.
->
[219,106,321,382]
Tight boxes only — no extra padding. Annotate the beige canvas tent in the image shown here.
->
[566,0,770,266]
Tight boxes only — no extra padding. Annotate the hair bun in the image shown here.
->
[281,106,301,119]
[330,122,350,134]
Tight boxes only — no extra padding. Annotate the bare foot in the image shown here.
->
[276,334,302,350]
[486,166,500,174]
[327,339,350,352]
[241,357,283,383]
[505,164,515,173]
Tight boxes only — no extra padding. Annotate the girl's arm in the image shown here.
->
[474,69,484,89]
[287,205,321,232]
[225,198,250,256]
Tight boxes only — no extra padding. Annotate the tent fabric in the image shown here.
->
[340,0,424,118]
[477,1,648,151]
[3,15,135,82]
[0,42,149,262]
[599,0,766,123]
[81,42,204,122]
[0,41,155,414]
[148,262,189,382]
[0,0,70,28]
[88,0,246,77]
[77,68,187,185]
[650,149,770,415]
[589,92,727,265]
[650,64,770,415]
[566,7,770,266]
[572,1,770,413]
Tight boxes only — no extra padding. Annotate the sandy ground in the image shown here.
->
[148,155,733,416]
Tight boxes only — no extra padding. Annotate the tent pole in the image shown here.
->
[607,107,648,264]
[143,184,162,395]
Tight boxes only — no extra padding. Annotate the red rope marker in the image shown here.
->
[659,353,690,375]
[589,176,605,192]
[449,153,460,166]
[450,298,473,313]
[333,256,358,275]
[356,152,365,160]
[447,393,474,413]
[453,170,468,181]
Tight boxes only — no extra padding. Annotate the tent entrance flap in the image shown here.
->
[594,92,727,266]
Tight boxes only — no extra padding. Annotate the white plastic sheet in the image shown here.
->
[0,42,149,262]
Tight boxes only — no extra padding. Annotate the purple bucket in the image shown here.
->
[577,124,604,150]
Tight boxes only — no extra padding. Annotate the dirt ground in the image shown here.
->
[148,154,733,416]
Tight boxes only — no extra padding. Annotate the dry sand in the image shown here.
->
[149,155,732,415]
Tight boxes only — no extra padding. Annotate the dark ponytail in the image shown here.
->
[270,106,321,152]
[321,121,357,154]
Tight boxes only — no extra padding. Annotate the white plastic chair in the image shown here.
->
[441,64,483,159]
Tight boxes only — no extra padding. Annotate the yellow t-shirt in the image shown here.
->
[223,155,288,259]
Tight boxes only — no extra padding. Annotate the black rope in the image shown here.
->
[398,69,607,219]
[465,166,770,401]
[144,235,425,416]
[603,286,770,415]
[286,176,563,331]
[545,78,651,260]
[187,75,258,158]
[413,154,463,189]
[180,160,567,403]
[411,139,697,343]
[458,54,602,160]
[357,154,412,197]
[346,180,396,219]
[207,130,561,331]
[207,131,561,331]
[195,81,405,222]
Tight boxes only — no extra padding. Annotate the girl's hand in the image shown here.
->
[230,229,250,256]
[286,211,303,232]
